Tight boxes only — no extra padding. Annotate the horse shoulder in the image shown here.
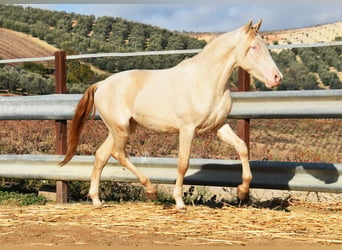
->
[196,89,233,133]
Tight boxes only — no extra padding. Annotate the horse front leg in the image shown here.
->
[174,126,195,210]
[217,124,252,203]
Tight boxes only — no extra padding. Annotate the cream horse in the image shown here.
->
[60,20,282,210]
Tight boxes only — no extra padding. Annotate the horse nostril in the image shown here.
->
[275,73,282,82]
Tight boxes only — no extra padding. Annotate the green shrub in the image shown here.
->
[0,190,48,206]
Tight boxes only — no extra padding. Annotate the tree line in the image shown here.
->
[0,61,106,95]
[268,45,342,90]
[0,5,206,72]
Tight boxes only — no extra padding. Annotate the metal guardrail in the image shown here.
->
[0,154,341,193]
[1,90,342,120]
[231,89,342,119]
[0,44,341,196]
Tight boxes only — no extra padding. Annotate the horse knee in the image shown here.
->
[112,150,128,165]
[242,173,252,183]
[217,125,249,158]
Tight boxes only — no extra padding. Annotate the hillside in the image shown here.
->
[0,4,206,95]
[0,4,341,94]
[190,22,342,44]
[0,4,206,75]
[263,22,342,45]
[1,21,340,62]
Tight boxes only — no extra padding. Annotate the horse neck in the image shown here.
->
[187,31,241,95]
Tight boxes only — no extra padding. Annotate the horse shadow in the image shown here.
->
[183,160,340,192]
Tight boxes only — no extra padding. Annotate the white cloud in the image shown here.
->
[20,3,341,32]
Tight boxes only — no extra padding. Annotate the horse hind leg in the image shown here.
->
[111,129,157,200]
[217,124,252,203]
[89,134,114,206]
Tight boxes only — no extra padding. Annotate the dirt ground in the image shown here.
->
[0,198,341,247]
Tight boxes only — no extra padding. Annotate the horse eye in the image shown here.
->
[250,45,258,50]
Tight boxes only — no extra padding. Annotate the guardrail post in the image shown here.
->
[55,51,68,204]
[237,68,250,158]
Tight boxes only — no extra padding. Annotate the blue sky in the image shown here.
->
[18,0,342,32]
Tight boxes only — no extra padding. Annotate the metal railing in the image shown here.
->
[0,41,341,64]
[0,90,341,195]
[0,155,341,193]
[1,42,342,202]
[1,90,342,120]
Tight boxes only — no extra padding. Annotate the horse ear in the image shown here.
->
[253,19,263,32]
[242,19,253,34]
[236,20,255,59]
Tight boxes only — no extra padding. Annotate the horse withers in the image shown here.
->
[60,20,282,210]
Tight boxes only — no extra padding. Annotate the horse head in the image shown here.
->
[236,19,282,88]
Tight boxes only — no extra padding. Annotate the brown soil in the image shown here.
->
[0,201,341,247]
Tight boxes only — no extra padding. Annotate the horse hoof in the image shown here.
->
[90,197,103,207]
[175,205,187,212]
[145,185,158,201]
[237,185,250,205]
[145,191,158,201]
[93,200,103,207]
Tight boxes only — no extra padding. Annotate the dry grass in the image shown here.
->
[250,119,342,163]
[0,119,341,163]
[0,28,57,62]
[0,201,341,246]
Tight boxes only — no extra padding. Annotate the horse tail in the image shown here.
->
[59,83,98,166]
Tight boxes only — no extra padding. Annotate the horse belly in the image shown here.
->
[132,86,180,133]
[134,116,179,133]
[133,106,180,133]
[196,113,226,134]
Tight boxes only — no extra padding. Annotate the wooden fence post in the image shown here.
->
[237,68,250,159]
[54,51,68,204]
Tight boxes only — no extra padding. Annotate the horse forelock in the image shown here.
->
[250,27,259,36]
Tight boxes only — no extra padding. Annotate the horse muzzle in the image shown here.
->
[265,70,282,88]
